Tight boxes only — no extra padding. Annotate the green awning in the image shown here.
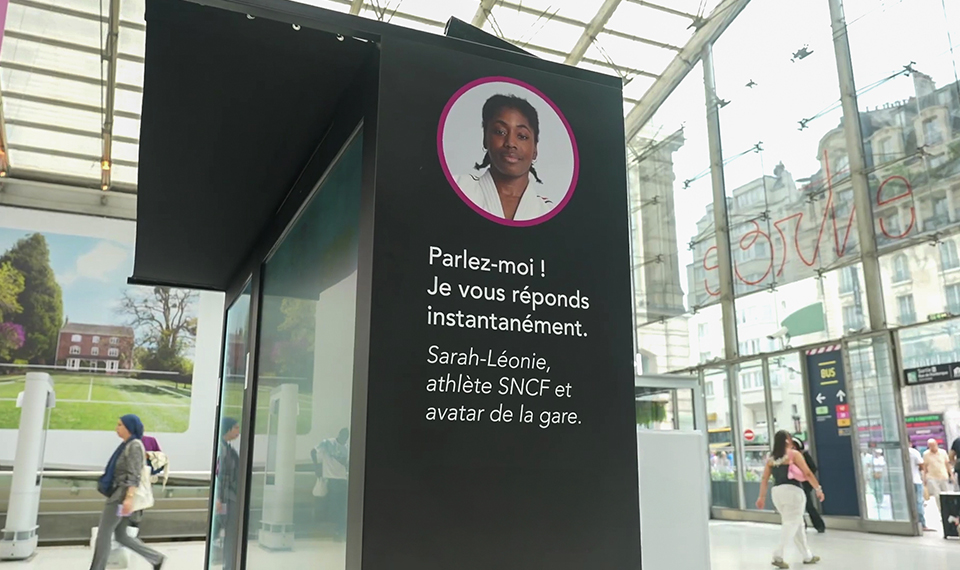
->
[782,303,826,337]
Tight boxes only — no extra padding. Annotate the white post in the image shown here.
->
[258,383,299,550]
[1,372,55,560]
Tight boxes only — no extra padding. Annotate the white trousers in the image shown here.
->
[771,484,813,562]
[927,479,952,512]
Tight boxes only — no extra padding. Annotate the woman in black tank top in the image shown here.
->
[756,430,826,568]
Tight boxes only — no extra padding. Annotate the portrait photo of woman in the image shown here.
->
[439,77,577,226]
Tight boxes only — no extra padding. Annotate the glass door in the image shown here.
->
[207,282,254,570]
[845,333,917,534]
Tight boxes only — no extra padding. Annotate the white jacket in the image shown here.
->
[455,169,552,221]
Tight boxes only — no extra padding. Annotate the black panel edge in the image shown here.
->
[126,276,223,292]
[444,17,531,56]
[344,52,380,570]
[220,49,375,304]
[169,0,621,89]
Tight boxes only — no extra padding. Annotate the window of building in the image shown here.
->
[69,345,80,355]
[700,351,713,363]
[92,335,100,343]
[941,240,960,270]
[737,187,764,209]
[893,254,911,282]
[874,136,891,162]
[739,339,761,356]
[699,323,709,338]
[839,266,857,294]
[705,381,714,397]
[947,283,960,314]
[108,348,119,358]
[770,371,781,388]
[882,212,901,236]
[908,385,929,413]
[897,294,917,325]
[923,117,944,145]
[91,347,99,356]
[71,334,82,342]
[110,337,119,345]
[740,371,763,392]
[842,305,865,331]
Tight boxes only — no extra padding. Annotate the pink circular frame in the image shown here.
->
[437,76,580,227]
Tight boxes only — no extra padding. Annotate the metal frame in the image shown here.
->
[0,0,748,196]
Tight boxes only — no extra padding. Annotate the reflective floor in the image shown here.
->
[710,522,956,569]
[6,522,957,569]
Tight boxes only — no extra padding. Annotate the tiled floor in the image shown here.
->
[5,522,958,569]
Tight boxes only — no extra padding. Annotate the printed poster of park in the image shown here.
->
[0,229,198,432]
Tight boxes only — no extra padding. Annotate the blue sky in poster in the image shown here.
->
[0,228,133,327]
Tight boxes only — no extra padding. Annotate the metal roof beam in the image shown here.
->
[0,88,10,175]
[5,118,139,145]
[101,0,121,191]
[11,0,145,31]
[4,30,145,64]
[603,27,681,51]
[624,0,750,141]
[0,61,142,93]
[2,91,140,120]
[349,0,363,15]
[566,0,623,65]
[8,143,137,168]
[626,0,703,21]
[494,0,587,28]
[472,0,499,28]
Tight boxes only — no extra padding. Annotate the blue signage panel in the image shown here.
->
[805,347,860,517]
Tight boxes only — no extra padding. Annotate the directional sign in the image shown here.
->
[904,362,960,386]
[744,429,755,442]
[805,346,860,517]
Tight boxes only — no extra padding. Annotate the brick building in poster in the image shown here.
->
[55,322,135,373]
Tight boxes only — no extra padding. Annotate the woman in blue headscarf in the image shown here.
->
[89,414,165,570]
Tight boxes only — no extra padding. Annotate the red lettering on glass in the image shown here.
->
[697,150,917,299]
[733,220,774,285]
[703,245,720,297]
[876,175,916,238]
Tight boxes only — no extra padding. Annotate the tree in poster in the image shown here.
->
[0,234,63,363]
[118,286,198,374]
[0,261,26,360]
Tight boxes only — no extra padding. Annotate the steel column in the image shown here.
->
[827,0,886,329]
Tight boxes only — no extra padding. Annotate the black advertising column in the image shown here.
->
[805,345,859,517]
[359,37,641,569]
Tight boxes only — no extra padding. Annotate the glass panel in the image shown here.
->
[714,0,850,303]
[606,2,698,48]
[484,5,584,52]
[635,387,695,431]
[1,68,100,108]
[208,284,251,570]
[5,4,105,48]
[5,124,100,156]
[847,336,910,522]
[737,360,769,444]
[844,0,960,256]
[879,241,954,325]
[635,387,675,430]
[246,132,362,568]
[1,37,101,78]
[4,97,101,132]
[744,448,774,512]
[630,61,716,371]
[771,353,809,443]
[7,149,99,179]
[706,367,739,508]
